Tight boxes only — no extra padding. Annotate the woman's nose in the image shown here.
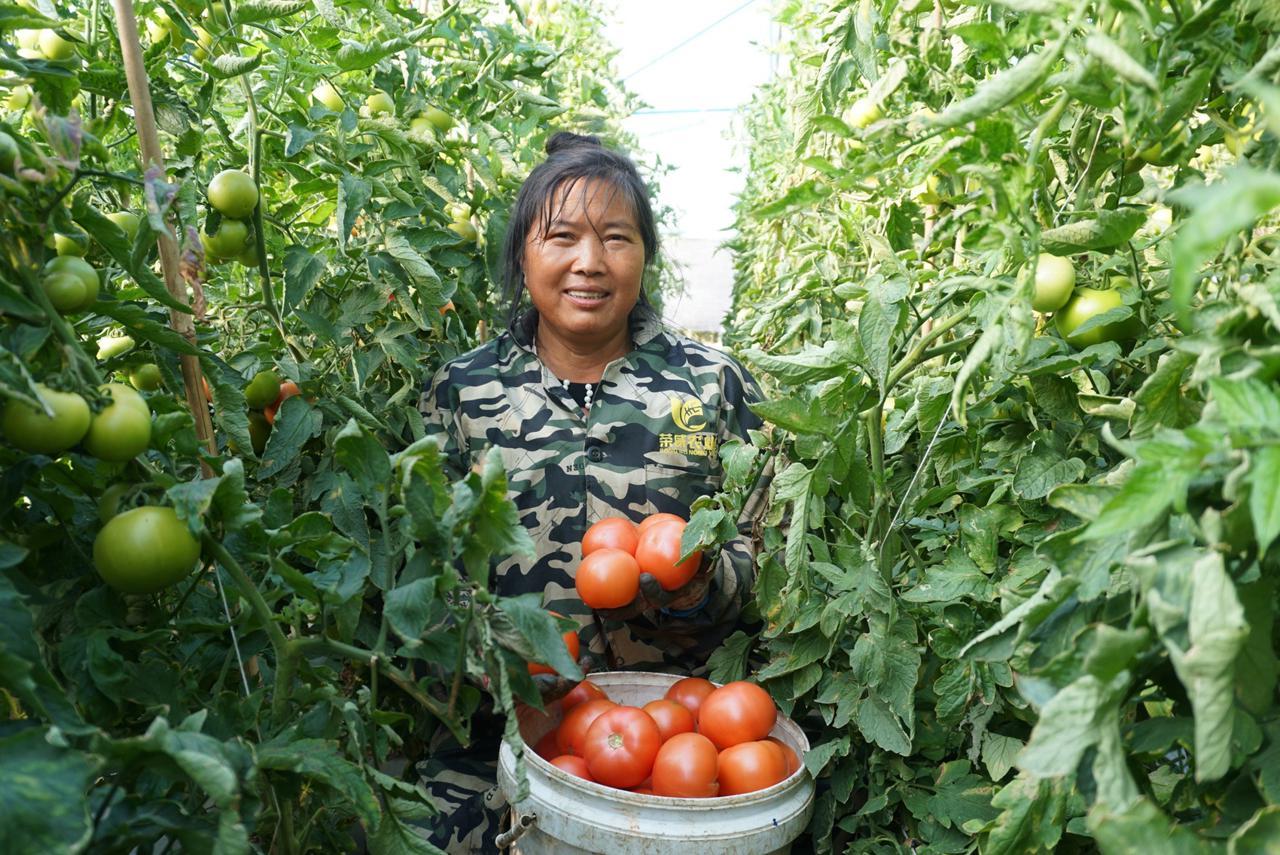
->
[570,235,607,273]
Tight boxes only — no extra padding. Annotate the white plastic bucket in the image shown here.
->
[497,671,815,855]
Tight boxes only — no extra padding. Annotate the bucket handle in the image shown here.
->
[496,811,537,849]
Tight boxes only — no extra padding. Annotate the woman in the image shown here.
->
[417,131,768,852]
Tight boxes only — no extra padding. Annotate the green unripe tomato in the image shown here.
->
[312,81,343,111]
[1,384,92,454]
[54,232,87,256]
[93,506,201,594]
[364,91,394,116]
[201,219,251,259]
[43,272,88,314]
[39,30,77,61]
[409,116,436,137]
[248,410,271,455]
[448,219,478,242]
[15,29,40,51]
[106,211,141,241]
[236,244,260,266]
[7,85,32,110]
[1032,253,1076,313]
[207,169,258,219]
[1054,286,1130,347]
[845,97,882,129]
[244,369,281,409]
[44,256,99,308]
[97,483,130,523]
[0,131,17,173]
[445,201,472,221]
[84,383,151,461]
[422,107,454,132]
[129,363,164,391]
[96,335,136,361]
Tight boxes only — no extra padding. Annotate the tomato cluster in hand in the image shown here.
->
[532,677,799,799]
[574,513,701,608]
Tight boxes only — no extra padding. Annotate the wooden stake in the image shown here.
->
[111,0,217,473]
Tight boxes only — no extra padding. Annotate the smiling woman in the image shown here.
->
[415,132,773,852]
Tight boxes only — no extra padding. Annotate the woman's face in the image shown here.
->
[522,178,646,348]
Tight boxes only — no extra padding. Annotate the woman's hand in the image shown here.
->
[595,553,714,621]
[530,650,604,704]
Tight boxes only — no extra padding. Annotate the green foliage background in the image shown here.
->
[714,0,1280,851]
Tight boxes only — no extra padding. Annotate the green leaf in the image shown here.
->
[1210,378,1280,435]
[384,578,438,643]
[929,41,1063,128]
[1018,673,1122,778]
[337,174,372,252]
[334,420,393,506]
[1088,798,1210,855]
[857,695,911,755]
[1229,805,1280,855]
[1013,451,1086,500]
[209,52,264,79]
[0,727,94,853]
[1251,447,1280,555]
[1132,351,1196,438]
[92,299,201,355]
[1169,169,1280,321]
[1084,33,1158,90]
[983,733,1023,781]
[1040,208,1148,254]
[1168,552,1248,782]
[257,739,380,828]
[232,0,310,23]
[744,339,855,384]
[496,595,582,681]
[1080,454,1199,542]
[283,245,325,312]
[706,630,753,684]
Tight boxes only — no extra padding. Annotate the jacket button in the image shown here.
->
[587,447,605,463]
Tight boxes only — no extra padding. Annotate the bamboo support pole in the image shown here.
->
[111,0,217,473]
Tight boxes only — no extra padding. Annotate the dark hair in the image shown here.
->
[502,131,659,325]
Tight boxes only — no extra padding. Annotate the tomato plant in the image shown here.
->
[582,705,662,789]
[716,0,1280,849]
[527,613,581,676]
[0,0,675,849]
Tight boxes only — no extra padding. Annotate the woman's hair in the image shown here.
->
[501,131,658,324]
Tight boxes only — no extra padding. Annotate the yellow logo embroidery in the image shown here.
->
[667,393,707,432]
[659,432,718,458]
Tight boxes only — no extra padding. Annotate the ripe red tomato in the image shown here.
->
[560,680,608,712]
[263,380,301,425]
[582,516,639,556]
[533,730,559,760]
[765,737,802,777]
[631,785,655,795]
[651,732,719,798]
[665,677,715,721]
[697,681,777,750]
[634,518,700,590]
[717,741,787,796]
[642,699,695,742]
[638,512,684,536]
[527,612,580,676]
[574,547,640,609]
[556,698,617,756]
[550,755,594,781]
[582,706,662,789]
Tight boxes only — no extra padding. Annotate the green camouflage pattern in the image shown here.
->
[419,301,765,675]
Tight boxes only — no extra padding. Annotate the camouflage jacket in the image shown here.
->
[419,302,764,675]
